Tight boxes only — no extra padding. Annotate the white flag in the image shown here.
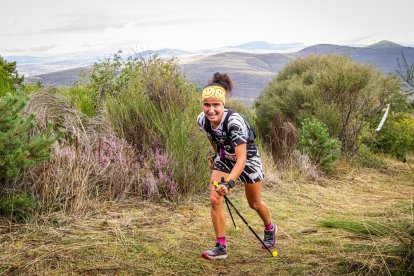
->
[375,104,390,132]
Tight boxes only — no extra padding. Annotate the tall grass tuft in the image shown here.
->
[320,217,414,275]
[162,101,210,196]
[61,84,98,117]
[268,113,298,166]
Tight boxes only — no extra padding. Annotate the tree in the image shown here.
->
[0,55,24,97]
[297,118,341,173]
[397,51,414,90]
[0,92,56,183]
[397,52,414,108]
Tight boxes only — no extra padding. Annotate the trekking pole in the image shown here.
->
[213,181,278,257]
[225,197,239,230]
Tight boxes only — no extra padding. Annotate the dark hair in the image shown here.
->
[206,72,233,95]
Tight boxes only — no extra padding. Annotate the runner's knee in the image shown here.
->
[248,201,261,211]
[210,194,223,208]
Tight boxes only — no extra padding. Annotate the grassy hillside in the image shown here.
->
[2,51,413,275]
[1,154,413,275]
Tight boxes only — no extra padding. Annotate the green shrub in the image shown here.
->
[226,98,254,118]
[255,55,408,153]
[369,117,414,160]
[0,92,57,183]
[104,56,210,198]
[87,50,123,97]
[61,84,97,117]
[0,56,24,97]
[296,118,341,173]
[0,193,37,222]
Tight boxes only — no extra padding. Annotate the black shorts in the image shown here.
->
[213,155,264,183]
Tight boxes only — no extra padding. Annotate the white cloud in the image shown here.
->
[1,0,413,56]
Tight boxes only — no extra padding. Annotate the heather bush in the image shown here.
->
[141,148,178,200]
[296,118,341,173]
[19,90,162,212]
[255,55,408,153]
[21,134,145,212]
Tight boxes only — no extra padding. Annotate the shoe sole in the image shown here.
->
[201,252,228,260]
[262,244,276,249]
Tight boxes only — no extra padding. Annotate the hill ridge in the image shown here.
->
[26,42,414,102]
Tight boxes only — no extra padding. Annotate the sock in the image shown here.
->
[265,222,273,230]
[216,237,227,246]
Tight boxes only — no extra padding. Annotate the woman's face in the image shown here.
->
[202,97,225,126]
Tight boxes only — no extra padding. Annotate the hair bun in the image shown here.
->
[209,72,233,92]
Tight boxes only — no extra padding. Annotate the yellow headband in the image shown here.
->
[201,86,226,104]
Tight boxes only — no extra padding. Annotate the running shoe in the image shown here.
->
[262,223,277,249]
[201,242,227,260]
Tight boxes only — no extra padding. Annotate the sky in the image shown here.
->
[1,0,413,57]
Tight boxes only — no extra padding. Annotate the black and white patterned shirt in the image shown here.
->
[197,109,258,159]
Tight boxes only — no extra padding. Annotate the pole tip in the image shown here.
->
[272,251,278,257]
[235,226,240,231]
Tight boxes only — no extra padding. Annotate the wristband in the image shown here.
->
[225,179,235,189]
[222,177,235,189]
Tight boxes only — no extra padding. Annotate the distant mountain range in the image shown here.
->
[8,41,305,76]
[12,40,414,102]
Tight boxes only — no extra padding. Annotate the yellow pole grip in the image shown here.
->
[213,181,219,188]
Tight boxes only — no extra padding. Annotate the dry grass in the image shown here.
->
[0,155,413,275]
[18,89,154,214]
[268,114,298,165]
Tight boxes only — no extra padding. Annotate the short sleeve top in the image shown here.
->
[197,109,258,159]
